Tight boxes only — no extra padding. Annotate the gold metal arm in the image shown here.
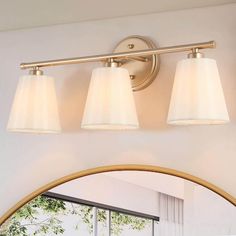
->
[20,40,215,70]
[19,36,216,91]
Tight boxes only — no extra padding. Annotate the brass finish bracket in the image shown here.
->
[113,35,160,91]
[20,36,216,90]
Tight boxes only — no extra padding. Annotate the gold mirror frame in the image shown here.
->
[0,164,235,225]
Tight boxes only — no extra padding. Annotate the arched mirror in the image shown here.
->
[0,166,235,236]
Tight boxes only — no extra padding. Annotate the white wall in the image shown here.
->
[0,3,236,217]
[52,174,159,216]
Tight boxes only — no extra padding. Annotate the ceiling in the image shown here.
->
[104,171,185,199]
[52,171,185,199]
[0,0,235,31]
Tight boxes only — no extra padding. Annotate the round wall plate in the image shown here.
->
[113,35,160,91]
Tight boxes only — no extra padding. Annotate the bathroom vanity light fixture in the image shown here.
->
[7,36,229,133]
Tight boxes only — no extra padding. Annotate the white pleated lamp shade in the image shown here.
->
[167,58,229,125]
[81,67,139,130]
[7,75,61,133]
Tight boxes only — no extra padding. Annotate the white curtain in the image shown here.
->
[158,193,184,236]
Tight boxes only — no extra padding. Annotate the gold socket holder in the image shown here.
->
[188,48,204,59]
[29,67,43,76]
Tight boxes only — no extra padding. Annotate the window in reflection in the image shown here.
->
[0,193,159,236]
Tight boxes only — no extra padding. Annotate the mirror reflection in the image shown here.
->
[1,171,235,236]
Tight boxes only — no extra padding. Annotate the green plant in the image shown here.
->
[0,196,66,236]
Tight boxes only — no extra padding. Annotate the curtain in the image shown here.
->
[158,192,184,236]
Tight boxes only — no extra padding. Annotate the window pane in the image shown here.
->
[58,202,94,235]
[111,211,152,236]
[154,220,159,236]
[97,209,109,236]
[45,202,93,236]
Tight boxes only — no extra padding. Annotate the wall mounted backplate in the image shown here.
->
[113,35,160,91]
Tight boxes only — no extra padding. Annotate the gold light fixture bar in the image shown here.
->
[20,40,215,69]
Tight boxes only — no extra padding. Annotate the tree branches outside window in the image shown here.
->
[0,195,151,236]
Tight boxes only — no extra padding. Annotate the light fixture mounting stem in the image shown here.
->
[105,58,121,68]
[29,67,43,76]
[188,48,204,58]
